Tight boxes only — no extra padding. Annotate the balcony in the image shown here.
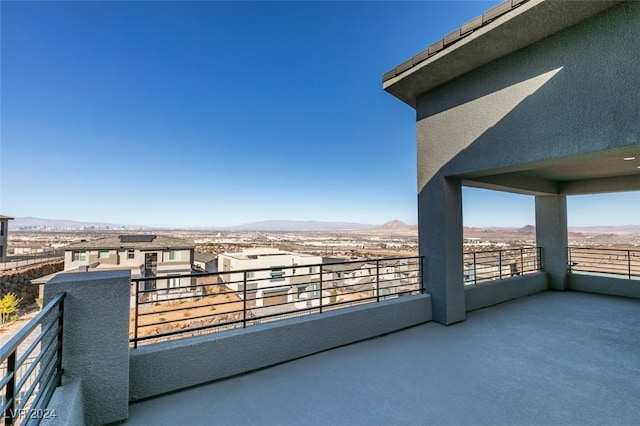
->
[126,290,639,425]
[0,248,638,424]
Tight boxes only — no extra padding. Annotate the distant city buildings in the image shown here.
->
[0,215,13,259]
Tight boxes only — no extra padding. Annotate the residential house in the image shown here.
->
[63,234,195,301]
[193,252,217,272]
[326,257,420,298]
[0,215,13,259]
[217,248,323,309]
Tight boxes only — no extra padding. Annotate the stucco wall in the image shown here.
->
[44,271,130,425]
[415,2,639,325]
[130,294,432,400]
[415,2,639,188]
[465,272,548,312]
[568,272,640,299]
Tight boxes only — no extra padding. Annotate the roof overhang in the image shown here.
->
[383,0,622,108]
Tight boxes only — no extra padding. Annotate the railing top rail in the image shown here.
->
[463,246,539,255]
[569,247,638,252]
[0,292,65,360]
[131,255,424,282]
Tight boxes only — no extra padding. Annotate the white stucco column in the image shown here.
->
[418,176,465,325]
[44,270,131,425]
[535,195,568,290]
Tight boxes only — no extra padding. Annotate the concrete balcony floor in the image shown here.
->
[127,291,639,425]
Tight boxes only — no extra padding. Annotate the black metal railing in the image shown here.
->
[0,293,65,425]
[463,247,542,285]
[568,247,640,279]
[130,256,423,347]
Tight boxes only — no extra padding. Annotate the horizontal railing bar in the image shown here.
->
[0,398,13,417]
[14,343,59,415]
[136,270,419,295]
[131,256,423,282]
[30,369,63,419]
[569,247,638,252]
[137,279,420,316]
[132,288,421,343]
[149,269,405,287]
[15,327,61,393]
[0,293,65,360]
[137,276,421,299]
[136,298,243,316]
[0,371,14,392]
[463,247,539,255]
[16,313,61,369]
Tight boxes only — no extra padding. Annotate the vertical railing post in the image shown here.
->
[5,351,16,425]
[376,259,380,302]
[499,250,502,280]
[419,257,424,294]
[243,271,247,328]
[57,296,64,384]
[628,250,632,280]
[473,252,477,285]
[133,280,139,349]
[319,265,323,314]
[520,248,524,275]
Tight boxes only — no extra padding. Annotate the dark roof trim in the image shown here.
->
[382,0,530,83]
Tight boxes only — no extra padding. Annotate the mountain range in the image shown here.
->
[7,217,640,234]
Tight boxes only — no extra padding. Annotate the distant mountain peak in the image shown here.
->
[376,220,412,230]
[518,224,536,233]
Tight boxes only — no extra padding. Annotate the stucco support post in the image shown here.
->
[44,270,130,425]
[419,176,465,325]
[535,195,568,290]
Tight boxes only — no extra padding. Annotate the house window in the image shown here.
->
[270,267,285,281]
[169,250,180,261]
[311,283,319,298]
[246,271,255,279]
[0,221,4,236]
[309,266,318,274]
[168,277,180,288]
[127,249,135,260]
[98,250,109,259]
[72,251,87,262]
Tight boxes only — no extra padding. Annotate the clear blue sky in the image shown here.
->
[1,1,638,228]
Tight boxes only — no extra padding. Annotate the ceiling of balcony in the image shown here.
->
[461,145,640,195]
[520,146,640,181]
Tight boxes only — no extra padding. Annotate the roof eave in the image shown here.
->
[383,0,622,108]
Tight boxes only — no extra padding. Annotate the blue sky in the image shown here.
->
[1,1,638,228]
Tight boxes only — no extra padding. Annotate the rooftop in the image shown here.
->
[221,248,320,261]
[127,291,639,425]
[64,234,194,251]
[194,252,217,263]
